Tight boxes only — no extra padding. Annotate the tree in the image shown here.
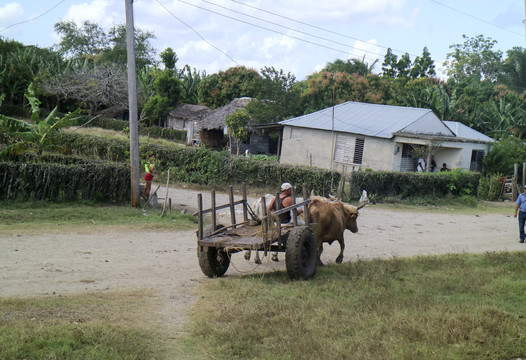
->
[245,66,302,124]
[410,47,436,79]
[381,48,398,78]
[99,24,156,68]
[160,47,178,71]
[483,136,526,175]
[39,63,128,115]
[225,108,251,155]
[54,20,108,59]
[0,85,80,161]
[499,47,526,94]
[396,53,412,79]
[53,21,157,68]
[141,69,182,126]
[323,56,378,76]
[198,66,261,108]
[0,37,64,115]
[179,65,205,104]
[444,34,503,82]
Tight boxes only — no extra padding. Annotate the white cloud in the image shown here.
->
[64,0,120,28]
[0,2,23,28]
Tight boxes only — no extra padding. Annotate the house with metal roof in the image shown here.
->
[278,101,493,172]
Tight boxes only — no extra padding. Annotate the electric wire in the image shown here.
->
[173,0,380,63]
[429,0,524,38]
[226,0,420,58]
[154,0,240,65]
[198,0,389,59]
[0,0,67,33]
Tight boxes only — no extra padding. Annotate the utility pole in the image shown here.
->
[125,0,140,207]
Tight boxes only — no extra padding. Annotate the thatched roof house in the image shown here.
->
[197,97,251,130]
[166,104,212,130]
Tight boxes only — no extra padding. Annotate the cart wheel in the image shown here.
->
[285,226,317,280]
[199,224,229,277]
[198,246,230,277]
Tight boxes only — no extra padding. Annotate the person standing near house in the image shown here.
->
[417,157,426,172]
[514,185,526,243]
[430,156,437,172]
[143,155,156,199]
[440,163,450,172]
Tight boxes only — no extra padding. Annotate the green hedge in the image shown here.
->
[0,162,130,202]
[347,170,482,201]
[37,133,339,194]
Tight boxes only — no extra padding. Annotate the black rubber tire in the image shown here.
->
[198,224,230,277]
[285,226,317,280]
[198,246,230,277]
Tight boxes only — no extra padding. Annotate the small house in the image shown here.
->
[278,101,493,172]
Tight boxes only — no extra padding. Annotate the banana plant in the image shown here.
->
[0,84,81,162]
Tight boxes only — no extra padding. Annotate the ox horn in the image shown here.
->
[356,202,366,210]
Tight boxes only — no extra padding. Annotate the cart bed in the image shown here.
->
[198,224,279,249]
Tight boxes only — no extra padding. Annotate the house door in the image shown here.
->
[400,144,416,172]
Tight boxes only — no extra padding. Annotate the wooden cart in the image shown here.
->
[196,183,317,280]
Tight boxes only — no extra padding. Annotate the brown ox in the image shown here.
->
[306,196,363,265]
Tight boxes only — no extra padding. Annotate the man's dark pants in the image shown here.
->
[519,211,526,243]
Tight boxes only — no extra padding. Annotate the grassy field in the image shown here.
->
[185,252,526,360]
[0,200,197,234]
[1,201,524,359]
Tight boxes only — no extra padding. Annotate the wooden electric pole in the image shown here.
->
[125,0,140,207]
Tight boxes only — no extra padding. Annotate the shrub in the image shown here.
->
[0,162,130,202]
[346,170,482,201]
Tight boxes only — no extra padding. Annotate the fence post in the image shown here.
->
[513,163,518,201]
[523,162,526,189]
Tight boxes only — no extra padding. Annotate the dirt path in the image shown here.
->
[1,186,522,334]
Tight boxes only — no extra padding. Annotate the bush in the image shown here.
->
[346,170,482,201]
[0,162,130,202]
[478,174,504,200]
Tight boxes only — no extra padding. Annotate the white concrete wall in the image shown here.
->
[280,126,396,171]
[280,126,492,172]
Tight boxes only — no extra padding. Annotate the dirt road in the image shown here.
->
[1,186,522,332]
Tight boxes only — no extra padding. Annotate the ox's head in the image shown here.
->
[342,203,364,233]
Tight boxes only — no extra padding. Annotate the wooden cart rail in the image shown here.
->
[196,183,311,242]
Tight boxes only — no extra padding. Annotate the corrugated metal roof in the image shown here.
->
[443,121,494,143]
[279,101,454,139]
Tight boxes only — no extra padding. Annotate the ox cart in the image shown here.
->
[196,183,317,280]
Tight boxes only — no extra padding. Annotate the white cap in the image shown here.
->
[281,182,292,191]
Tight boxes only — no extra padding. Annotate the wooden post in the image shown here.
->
[229,185,236,227]
[513,163,518,201]
[197,193,203,240]
[211,189,216,230]
[291,186,297,226]
[522,162,526,188]
[303,183,310,225]
[242,182,248,222]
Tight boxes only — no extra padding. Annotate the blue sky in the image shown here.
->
[0,0,524,80]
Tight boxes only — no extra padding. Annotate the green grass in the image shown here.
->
[0,200,197,234]
[184,252,526,360]
[0,291,168,360]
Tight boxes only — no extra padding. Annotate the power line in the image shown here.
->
[154,0,240,66]
[226,0,419,58]
[429,0,524,38]
[199,0,389,59]
[0,0,67,33]
[173,0,381,63]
